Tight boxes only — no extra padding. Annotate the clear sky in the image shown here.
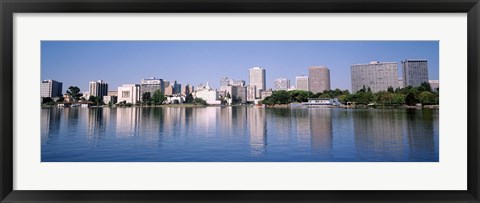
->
[41,41,439,93]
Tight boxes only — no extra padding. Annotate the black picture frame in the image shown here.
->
[1,0,479,202]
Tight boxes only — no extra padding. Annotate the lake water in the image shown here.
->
[41,106,439,162]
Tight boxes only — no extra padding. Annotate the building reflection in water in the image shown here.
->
[86,108,107,143]
[41,108,62,141]
[247,107,267,156]
[268,108,293,143]
[405,109,436,160]
[309,108,333,158]
[116,107,141,137]
[292,109,310,146]
[192,107,218,137]
[353,110,404,161]
[219,107,233,136]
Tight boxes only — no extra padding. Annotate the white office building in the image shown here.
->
[89,80,108,98]
[41,80,63,98]
[274,78,290,90]
[296,76,309,91]
[117,84,141,104]
[193,83,221,105]
[249,67,266,98]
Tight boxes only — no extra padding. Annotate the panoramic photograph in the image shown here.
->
[41,41,439,162]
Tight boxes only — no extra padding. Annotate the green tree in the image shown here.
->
[418,91,437,104]
[270,90,290,104]
[42,97,53,104]
[260,96,277,106]
[151,90,166,105]
[66,86,81,101]
[142,92,151,105]
[88,96,96,102]
[387,86,394,93]
[420,82,432,92]
[193,98,207,105]
[405,93,417,106]
[185,93,194,103]
[392,93,406,105]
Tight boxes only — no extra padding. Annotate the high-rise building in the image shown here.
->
[274,78,290,90]
[140,77,164,96]
[295,76,309,91]
[402,59,429,88]
[351,61,399,93]
[181,84,194,96]
[41,80,63,98]
[308,66,330,93]
[220,77,231,92]
[398,78,404,89]
[117,84,140,104]
[89,80,108,98]
[164,85,174,96]
[226,85,247,104]
[249,67,266,98]
[171,80,181,94]
[247,85,256,102]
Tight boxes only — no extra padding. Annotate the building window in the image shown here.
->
[122,91,130,98]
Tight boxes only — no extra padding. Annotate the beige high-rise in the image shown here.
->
[308,66,330,93]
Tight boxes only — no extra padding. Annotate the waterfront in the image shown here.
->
[41,106,438,162]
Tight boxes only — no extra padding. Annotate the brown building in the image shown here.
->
[309,66,330,93]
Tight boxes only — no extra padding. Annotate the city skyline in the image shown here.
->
[41,41,439,93]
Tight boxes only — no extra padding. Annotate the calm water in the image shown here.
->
[41,106,439,162]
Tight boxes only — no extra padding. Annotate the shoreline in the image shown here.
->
[42,104,439,109]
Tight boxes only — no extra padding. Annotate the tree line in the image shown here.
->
[261,82,439,107]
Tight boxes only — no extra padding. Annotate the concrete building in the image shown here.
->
[398,78,404,89]
[351,61,399,93]
[220,77,231,92]
[171,80,181,94]
[308,66,330,93]
[193,83,221,105]
[247,85,257,102]
[162,81,170,92]
[296,76,309,91]
[140,77,164,96]
[103,95,118,105]
[249,67,266,98]
[231,79,246,87]
[41,80,63,98]
[164,85,174,96]
[107,91,118,97]
[117,84,141,104]
[402,59,429,88]
[220,77,245,93]
[274,78,290,91]
[429,80,439,92]
[89,80,108,98]
[226,85,247,104]
[181,84,194,96]
[261,90,273,99]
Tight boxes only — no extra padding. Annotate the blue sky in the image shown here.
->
[41,41,439,93]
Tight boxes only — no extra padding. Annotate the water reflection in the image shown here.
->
[247,107,267,156]
[41,107,439,162]
[309,108,333,158]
